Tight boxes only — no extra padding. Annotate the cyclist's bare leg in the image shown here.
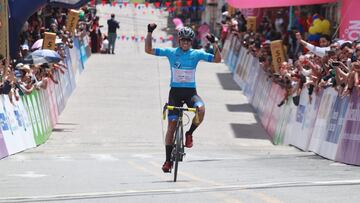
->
[165,120,177,145]
[163,120,177,168]
[187,105,205,135]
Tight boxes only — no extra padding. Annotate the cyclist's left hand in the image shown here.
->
[206,33,216,43]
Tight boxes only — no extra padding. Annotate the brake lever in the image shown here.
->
[162,103,168,120]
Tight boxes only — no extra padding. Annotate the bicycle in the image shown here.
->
[162,103,199,182]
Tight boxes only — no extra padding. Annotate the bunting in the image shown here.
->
[96,0,206,13]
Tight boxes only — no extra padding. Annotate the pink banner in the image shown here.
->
[227,0,336,9]
[339,0,360,41]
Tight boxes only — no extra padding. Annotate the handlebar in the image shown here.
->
[162,103,200,124]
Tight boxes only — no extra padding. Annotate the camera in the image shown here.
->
[331,61,340,66]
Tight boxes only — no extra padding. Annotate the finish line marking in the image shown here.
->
[1,179,360,202]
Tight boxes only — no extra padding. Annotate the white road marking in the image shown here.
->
[131,154,153,159]
[8,171,48,178]
[89,154,118,161]
[1,179,360,202]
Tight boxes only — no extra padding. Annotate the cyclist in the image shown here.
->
[145,23,221,173]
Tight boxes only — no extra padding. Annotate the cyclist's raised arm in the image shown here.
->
[145,23,157,55]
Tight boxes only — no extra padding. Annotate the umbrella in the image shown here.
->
[31,38,63,50]
[198,23,210,40]
[172,18,184,30]
[23,49,62,64]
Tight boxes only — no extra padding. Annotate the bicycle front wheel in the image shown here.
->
[173,126,183,182]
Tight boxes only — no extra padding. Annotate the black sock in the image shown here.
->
[165,145,173,162]
[187,123,198,135]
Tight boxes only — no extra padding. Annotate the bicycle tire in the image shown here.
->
[173,123,183,182]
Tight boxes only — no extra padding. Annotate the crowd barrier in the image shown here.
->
[223,34,360,166]
[0,37,91,159]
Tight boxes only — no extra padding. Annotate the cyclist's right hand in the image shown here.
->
[148,23,157,33]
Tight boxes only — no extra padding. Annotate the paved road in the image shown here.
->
[1,5,360,203]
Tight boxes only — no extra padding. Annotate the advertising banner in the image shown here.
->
[226,35,237,67]
[35,91,50,140]
[274,98,292,145]
[308,89,337,153]
[13,100,36,150]
[0,96,25,154]
[244,57,260,99]
[23,94,42,145]
[257,77,272,127]
[71,38,82,76]
[339,0,360,41]
[317,94,350,160]
[30,92,45,144]
[47,81,58,127]
[287,89,321,151]
[251,69,266,111]
[336,89,360,165]
[222,34,233,65]
[54,71,66,114]
[18,98,35,146]
[65,48,77,92]
[266,84,284,140]
[229,38,241,72]
[0,130,8,159]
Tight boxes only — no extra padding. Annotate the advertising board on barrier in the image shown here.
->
[266,84,284,140]
[47,81,58,127]
[226,35,237,68]
[0,96,25,155]
[0,130,7,159]
[244,57,260,99]
[287,89,321,151]
[318,95,350,159]
[274,99,292,145]
[229,38,241,72]
[308,89,337,153]
[0,36,88,159]
[336,89,360,165]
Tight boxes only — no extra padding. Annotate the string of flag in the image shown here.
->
[116,35,174,43]
[91,0,206,12]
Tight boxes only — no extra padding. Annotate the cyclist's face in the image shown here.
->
[179,38,192,51]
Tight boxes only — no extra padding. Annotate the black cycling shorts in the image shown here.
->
[167,87,204,121]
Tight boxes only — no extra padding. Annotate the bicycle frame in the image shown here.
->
[163,103,198,182]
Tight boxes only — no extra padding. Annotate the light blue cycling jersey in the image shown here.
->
[154,47,214,88]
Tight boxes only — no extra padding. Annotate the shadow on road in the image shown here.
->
[230,123,270,141]
[216,73,242,91]
[226,103,254,113]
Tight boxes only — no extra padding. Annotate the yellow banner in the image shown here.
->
[43,32,57,50]
[246,16,257,32]
[66,9,80,34]
[0,0,9,58]
[270,40,285,73]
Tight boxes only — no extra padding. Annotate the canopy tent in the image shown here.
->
[8,0,90,58]
[226,0,337,9]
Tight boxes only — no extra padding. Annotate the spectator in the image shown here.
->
[107,13,119,54]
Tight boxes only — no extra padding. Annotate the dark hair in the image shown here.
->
[340,42,352,50]
[356,48,360,52]
[320,34,331,43]
[111,14,115,18]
